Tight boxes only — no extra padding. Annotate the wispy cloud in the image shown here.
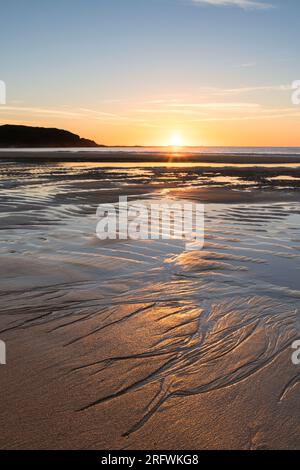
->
[166,102,261,109]
[187,109,300,122]
[0,105,149,126]
[192,0,273,10]
[214,84,292,95]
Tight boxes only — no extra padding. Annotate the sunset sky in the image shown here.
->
[1,0,300,146]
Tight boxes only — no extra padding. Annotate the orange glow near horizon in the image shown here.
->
[4,108,300,148]
[70,117,300,147]
[168,134,184,147]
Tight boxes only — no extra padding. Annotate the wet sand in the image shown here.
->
[2,149,300,164]
[1,160,300,449]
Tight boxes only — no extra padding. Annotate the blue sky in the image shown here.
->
[0,0,299,145]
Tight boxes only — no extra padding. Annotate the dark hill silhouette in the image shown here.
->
[0,125,101,147]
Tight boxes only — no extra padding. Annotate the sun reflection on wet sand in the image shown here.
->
[1,161,300,449]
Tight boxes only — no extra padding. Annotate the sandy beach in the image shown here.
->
[0,157,300,449]
[2,149,300,165]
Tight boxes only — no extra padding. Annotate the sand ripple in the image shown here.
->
[1,163,300,448]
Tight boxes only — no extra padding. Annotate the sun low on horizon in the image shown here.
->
[168,134,184,148]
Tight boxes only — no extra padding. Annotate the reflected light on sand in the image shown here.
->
[59,161,300,169]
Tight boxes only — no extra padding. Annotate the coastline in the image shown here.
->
[1,149,300,164]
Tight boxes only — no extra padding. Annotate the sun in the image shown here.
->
[169,133,183,147]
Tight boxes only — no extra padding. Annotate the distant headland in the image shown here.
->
[0,124,102,148]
